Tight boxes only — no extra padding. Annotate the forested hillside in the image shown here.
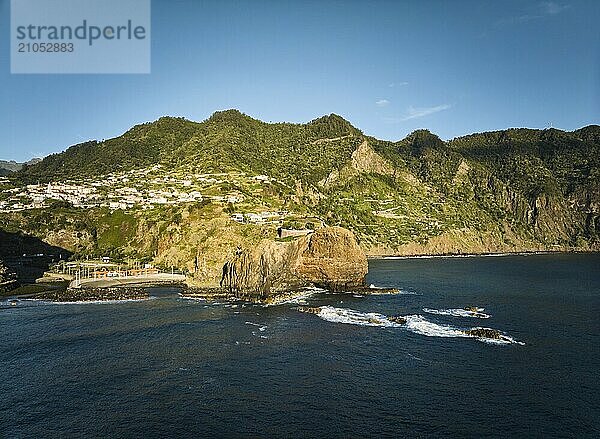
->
[3,110,598,270]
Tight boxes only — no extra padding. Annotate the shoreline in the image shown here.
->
[366,249,600,260]
[180,284,402,305]
[30,286,149,303]
[3,251,597,303]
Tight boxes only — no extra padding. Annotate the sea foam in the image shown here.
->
[403,314,468,338]
[423,307,490,319]
[310,306,523,344]
[316,306,404,327]
[1,297,154,306]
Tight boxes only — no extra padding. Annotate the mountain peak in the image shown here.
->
[307,113,361,138]
[208,109,257,123]
[308,113,350,125]
[575,124,600,143]
[404,129,444,149]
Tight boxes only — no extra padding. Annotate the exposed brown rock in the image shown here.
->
[0,260,18,294]
[463,328,507,341]
[297,306,322,314]
[219,226,368,299]
[35,287,149,302]
[319,141,394,188]
[293,227,368,292]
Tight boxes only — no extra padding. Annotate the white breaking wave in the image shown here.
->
[281,288,321,304]
[404,314,468,338]
[2,297,154,306]
[311,306,524,345]
[245,321,268,332]
[367,284,420,295]
[261,287,324,307]
[316,306,404,327]
[179,296,207,301]
[423,307,490,319]
[303,286,329,293]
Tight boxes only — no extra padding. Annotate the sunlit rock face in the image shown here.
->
[293,226,368,292]
[220,226,368,299]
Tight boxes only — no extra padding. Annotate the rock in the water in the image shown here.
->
[219,226,368,300]
[463,327,505,340]
[352,286,401,295]
[35,287,149,302]
[293,227,368,292]
[387,316,407,324]
[297,306,322,314]
[180,287,234,301]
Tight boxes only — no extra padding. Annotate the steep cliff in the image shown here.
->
[217,227,368,299]
[2,113,598,270]
[0,260,18,294]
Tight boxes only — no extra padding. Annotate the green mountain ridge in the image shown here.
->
[16,110,364,184]
[2,110,599,283]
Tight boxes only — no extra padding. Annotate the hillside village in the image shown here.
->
[0,165,291,225]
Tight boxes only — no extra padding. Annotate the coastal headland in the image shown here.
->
[0,112,598,300]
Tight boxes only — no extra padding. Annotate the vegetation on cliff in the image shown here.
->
[0,260,18,293]
[217,226,367,299]
[2,111,599,285]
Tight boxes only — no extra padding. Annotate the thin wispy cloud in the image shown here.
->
[401,104,451,121]
[496,1,570,26]
[382,104,451,124]
[388,82,409,88]
[376,99,390,107]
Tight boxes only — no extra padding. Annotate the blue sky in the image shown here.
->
[1,0,599,161]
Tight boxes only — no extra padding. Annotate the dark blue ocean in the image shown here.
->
[1,254,599,438]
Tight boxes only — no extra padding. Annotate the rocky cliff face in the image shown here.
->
[3,118,598,267]
[293,226,368,291]
[318,140,394,188]
[218,227,368,299]
[0,260,18,293]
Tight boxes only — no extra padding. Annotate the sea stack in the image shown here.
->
[219,226,368,299]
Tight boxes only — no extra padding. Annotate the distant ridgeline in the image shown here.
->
[0,158,41,176]
[3,110,599,271]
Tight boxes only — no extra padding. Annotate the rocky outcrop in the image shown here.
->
[36,287,149,302]
[463,327,511,342]
[293,227,368,291]
[0,260,18,294]
[219,227,368,299]
[350,141,395,176]
[387,316,407,324]
[319,141,394,188]
[297,306,322,314]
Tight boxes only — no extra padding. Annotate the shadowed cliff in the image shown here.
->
[0,230,72,283]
